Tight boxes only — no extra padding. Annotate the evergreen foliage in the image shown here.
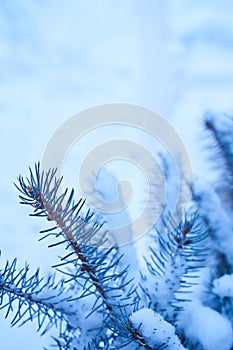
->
[1,114,233,349]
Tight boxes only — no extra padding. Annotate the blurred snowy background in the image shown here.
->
[0,1,233,348]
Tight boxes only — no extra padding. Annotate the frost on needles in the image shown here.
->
[0,113,233,349]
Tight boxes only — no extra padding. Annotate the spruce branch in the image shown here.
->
[15,163,115,312]
[15,163,156,350]
[140,207,209,324]
[0,256,73,334]
[204,113,233,180]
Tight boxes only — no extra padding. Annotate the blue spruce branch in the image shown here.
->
[15,163,158,350]
[0,256,73,334]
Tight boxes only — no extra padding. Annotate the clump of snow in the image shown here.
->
[130,308,185,349]
[178,300,233,350]
[92,166,140,282]
[194,179,233,264]
[67,291,104,349]
[213,274,233,298]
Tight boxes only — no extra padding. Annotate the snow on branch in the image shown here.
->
[130,308,185,350]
